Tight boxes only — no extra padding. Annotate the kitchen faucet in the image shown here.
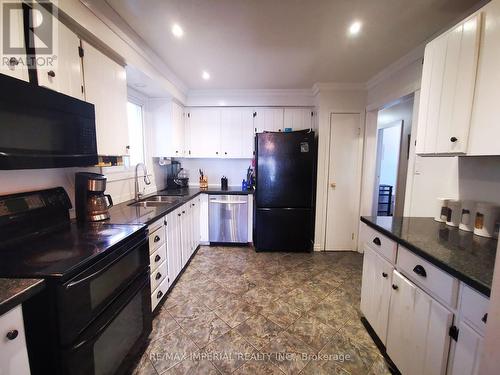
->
[135,163,152,201]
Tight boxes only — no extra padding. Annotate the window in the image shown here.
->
[126,101,145,166]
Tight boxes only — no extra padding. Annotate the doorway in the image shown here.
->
[325,113,363,251]
[374,96,414,217]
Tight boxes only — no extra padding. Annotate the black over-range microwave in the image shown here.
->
[0,73,98,170]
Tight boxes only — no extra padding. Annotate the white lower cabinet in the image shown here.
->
[386,270,453,375]
[0,305,31,375]
[360,246,393,344]
[449,322,483,375]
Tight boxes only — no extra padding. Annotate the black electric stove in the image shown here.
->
[0,187,152,375]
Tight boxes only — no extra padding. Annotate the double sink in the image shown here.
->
[128,195,182,208]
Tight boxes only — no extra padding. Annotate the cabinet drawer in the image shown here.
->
[151,277,169,311]
[0,305,31,375]
[149,225,165,253]
[460,285,489,336]
[150,260,168,291]
[149,217,164,233]
[149,244,167,272]
[360,223,397,263]
[397,246,459,308]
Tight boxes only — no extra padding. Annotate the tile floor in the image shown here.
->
[132,246,392,375]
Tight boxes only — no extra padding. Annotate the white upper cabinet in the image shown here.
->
[220,108,254,158]
[416,13,481,155]
[151,99,185,157]
[187,108,221,158]
[34,9,84,100]
[253,108,284,132]
[283,108,313,131]
[81,41,129,156]
[2,3,28,82]
[468,1,500,155]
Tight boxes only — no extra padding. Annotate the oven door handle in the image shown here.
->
[70,274,149,351]
[65,236,147,289]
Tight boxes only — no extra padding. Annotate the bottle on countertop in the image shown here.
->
[221,176,228,190]
[242,179,247,191]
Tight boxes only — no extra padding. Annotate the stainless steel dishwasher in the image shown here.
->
[209,195,248,244]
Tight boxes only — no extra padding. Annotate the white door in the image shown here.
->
[35,12,84,100]
[3,2,29,82]
[187,108,221,157]
[82,41,128,156]
[283,108,313,131]
[219,108,254,158]
[253,108,284,132]
[386,271,453,375]
[325,113,362,251]
[360,246,393,344]
[450,322,482,375]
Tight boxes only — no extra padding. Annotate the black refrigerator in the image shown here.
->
[254,130,317,252]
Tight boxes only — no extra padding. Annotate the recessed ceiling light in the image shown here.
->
[172,23,184,38]
[202,71,210,80]
[348,21,362,36]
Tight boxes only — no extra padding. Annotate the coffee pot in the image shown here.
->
[75,172,113,222]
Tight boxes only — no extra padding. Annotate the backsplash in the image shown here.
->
[177,158,253,188]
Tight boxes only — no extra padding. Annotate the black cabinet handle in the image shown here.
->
[157,290,163,299]
[182,210,185,214]
[155,272,162,280]
[216,151,219,155]
[177,213,181,217]
[382,272,388,278]
[47,70,56,78]
[373,237,381,246]
[482,313,488,324]
[6,330,18,340]
[450,137,458,143]
[154,235,160,243]
[154,254,161,262]
[413,264,427,278]
[392,284,398,290]
[224,152,227,155]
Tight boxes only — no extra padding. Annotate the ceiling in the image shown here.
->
[106,0,483,90]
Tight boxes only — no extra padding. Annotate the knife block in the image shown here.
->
[199,176,208,189]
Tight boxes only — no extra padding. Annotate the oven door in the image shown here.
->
[57,230,149,346]
[62,271,152,375]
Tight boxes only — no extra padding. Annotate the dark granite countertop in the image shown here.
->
[107,187,253,226]
[0,278,45,315]
[360,216,497,297]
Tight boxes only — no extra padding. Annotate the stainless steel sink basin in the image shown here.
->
[128,195,181,208]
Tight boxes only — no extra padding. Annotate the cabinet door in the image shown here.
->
[254,108,284,132]
[187,108,221,157]
[166,212,176,285]
[199,194,209,243]
[2,3,28,82]
[0,306,31,375]
[283,108,313,131]
[220,108,254,158]
[172,102,185,156]
[82,41,128,156]
[450,322,482,375]
[360,246,393,344]
[386,271,453,375]
[35,12,84,100]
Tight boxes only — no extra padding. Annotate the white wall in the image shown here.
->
[175,158,252,188]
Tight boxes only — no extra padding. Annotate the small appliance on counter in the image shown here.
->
[165,161,189,189]
[0,187,151,375]
[75,172,113,222]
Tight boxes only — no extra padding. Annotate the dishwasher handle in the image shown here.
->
[209,199,247,204]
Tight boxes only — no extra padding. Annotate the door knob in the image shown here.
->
[330,182,336,188]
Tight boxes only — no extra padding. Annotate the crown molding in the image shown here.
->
[366,44,425,91]
[187,88,314,98]
[311,82,366,96]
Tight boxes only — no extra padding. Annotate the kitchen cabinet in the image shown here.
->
[449,321,483,375]
[2,3,28,82]
[166,208,182,283]
[253,107,284,132]
[386,270,453,375]
[190,197,201,254]
[220,108,255,158]
[81,41,129,156]
[200,194,209,244]
[416,13,481,155]
[0,305,31,375]
[283,108,313,131]
[186,108,221,157]
[151,99,186,157]
[34,9,84,100]
[360,246,393,344]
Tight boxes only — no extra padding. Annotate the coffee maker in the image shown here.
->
[75,172,113,222]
